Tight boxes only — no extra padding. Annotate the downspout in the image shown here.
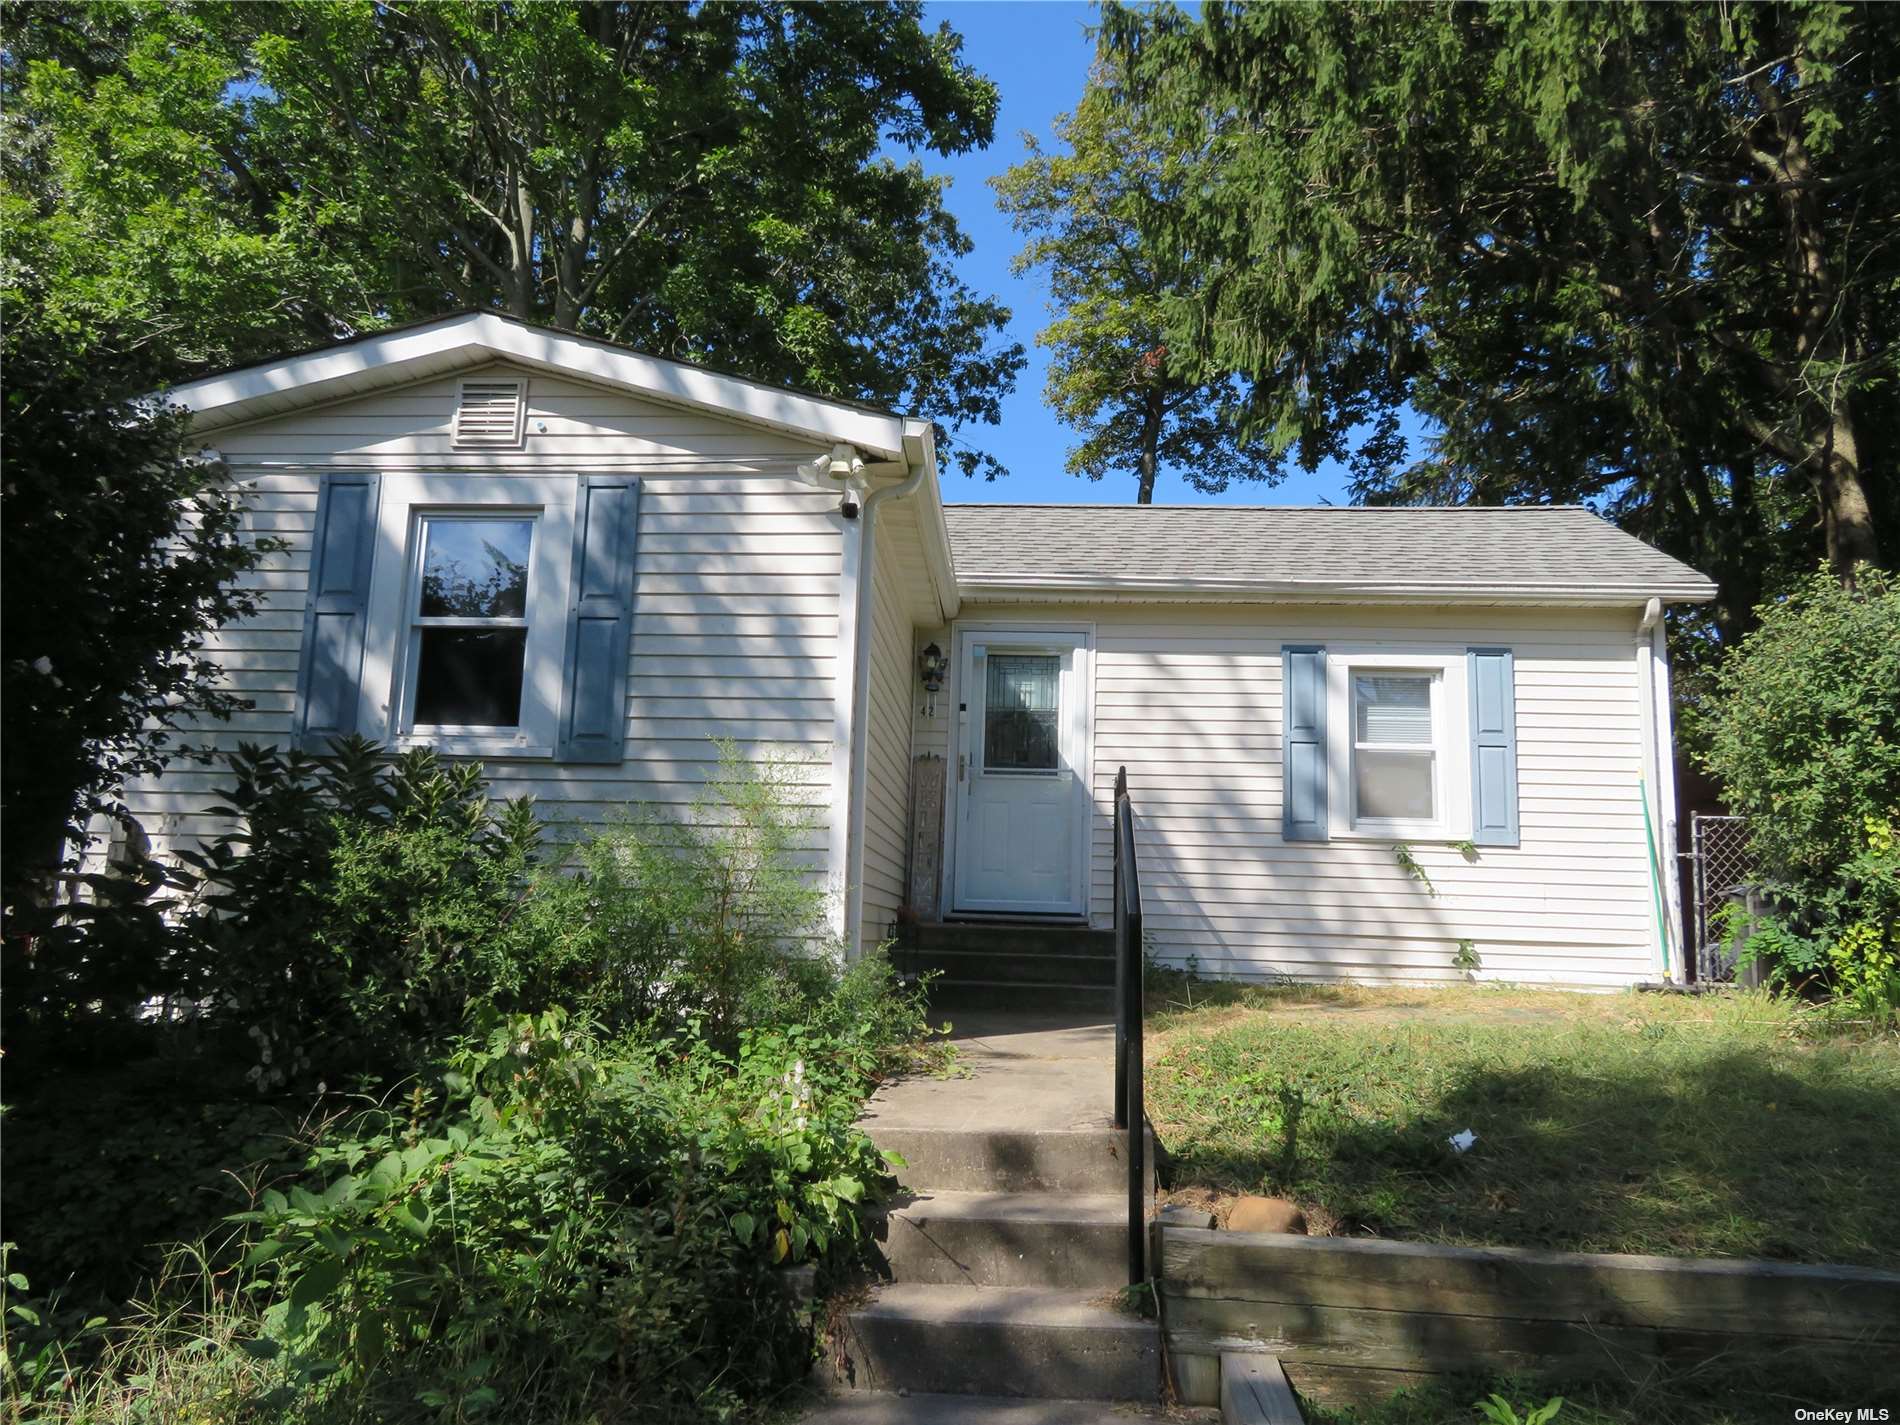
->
[1636,597,1677,979]
[841,457,931,959]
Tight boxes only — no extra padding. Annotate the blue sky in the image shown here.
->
[916,1,1405,509]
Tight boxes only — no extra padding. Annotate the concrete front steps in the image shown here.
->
[839,1285,1159,1399]
[818,1011,1166,1415]
[900,923,1117,1013]
[878,1191,1128,1289]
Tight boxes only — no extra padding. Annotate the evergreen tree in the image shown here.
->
[1102,1,1899,630]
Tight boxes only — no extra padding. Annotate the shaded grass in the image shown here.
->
[1300,1364,1895,1425]
[1145,983,1900,1266]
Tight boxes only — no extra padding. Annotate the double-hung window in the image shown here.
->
[1350,672,1440,826]
[1326,651,1470,840]
[365,479,575,757]
[1284,643,1517,847]
[406,513,538,736]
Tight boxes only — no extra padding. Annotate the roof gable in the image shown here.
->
[161,312,916,460]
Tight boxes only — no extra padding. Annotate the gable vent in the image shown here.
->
[453,379,526,447]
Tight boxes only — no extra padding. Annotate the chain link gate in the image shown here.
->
[1687,813,1754,983]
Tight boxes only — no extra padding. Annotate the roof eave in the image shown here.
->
[901,419,960,622]
[954,575,1718,606]
[160,312,910,460]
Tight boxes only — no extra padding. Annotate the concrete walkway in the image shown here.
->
[863,1009,1120,1135]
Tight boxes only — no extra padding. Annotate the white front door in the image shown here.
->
[952,631,1090,916]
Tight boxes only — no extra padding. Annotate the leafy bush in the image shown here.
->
[0,307,281,914]
[126,1008,895,1423]
[0,1073,300,1310]
[165,736,865,1087]
[5,737,943,1421]
[1716,815,1900,1018]
[172,738,547,1089]
[1702,567,1900,1010]
[0,850,185,1061]
[519,739,842,1048]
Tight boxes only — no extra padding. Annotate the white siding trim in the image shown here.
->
[1652,619,1685,964]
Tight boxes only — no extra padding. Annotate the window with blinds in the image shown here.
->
[1351,672,1436,823]
[452,379,527,447]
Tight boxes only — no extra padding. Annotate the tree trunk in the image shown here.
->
[1815,400,1880,586]
[1134,388,1164,504]
[1751,61,1883,585]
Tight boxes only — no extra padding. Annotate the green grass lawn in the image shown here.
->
[1145,980,1900,1268]
[1299,1370,1865,1425]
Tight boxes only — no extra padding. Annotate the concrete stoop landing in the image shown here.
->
[811,1009,1180,1421]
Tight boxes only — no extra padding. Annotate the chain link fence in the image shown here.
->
[1687,813,1755,983]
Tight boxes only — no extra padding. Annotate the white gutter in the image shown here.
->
[955,575,1718,605]
[840,447,934,957]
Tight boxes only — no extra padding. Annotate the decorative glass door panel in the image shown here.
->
[983,653,1061,772]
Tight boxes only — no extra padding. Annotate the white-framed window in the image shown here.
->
[404,511,537,736]
[1325,650,1470,840]
[359,476,576,757]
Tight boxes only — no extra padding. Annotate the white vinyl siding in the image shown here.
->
[916,602,1660,990]
[857,503,938,952]
[117,363,844,883]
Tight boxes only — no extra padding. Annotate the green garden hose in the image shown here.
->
[1639,777,1672,977]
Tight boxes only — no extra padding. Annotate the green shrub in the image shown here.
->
[0,1075,300,1311]
[1702,567,1900,1010]
[172,736,862,1087]
[223,1009,896,1421]
[519,739,842,1048]
[4,734,944,1422]
[173,738,547,1089]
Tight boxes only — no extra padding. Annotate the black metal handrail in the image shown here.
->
[1111,765,1145,1285]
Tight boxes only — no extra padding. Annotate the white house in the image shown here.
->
[133,313,1716,991]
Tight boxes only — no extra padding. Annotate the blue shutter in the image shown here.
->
[1282,646,1329,842]
[1468,648,1520,847]
[557,474,640,763]
[295,473,380,752]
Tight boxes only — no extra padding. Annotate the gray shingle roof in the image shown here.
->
[941,504,1716,603]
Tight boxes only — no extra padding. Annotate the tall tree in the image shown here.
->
[1101,1,1899,630]
[0,304,276,911]
[4,1,1025,476]
[993,62,1280,503]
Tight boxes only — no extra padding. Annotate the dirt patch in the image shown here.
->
[1156,1184,1347,1238]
